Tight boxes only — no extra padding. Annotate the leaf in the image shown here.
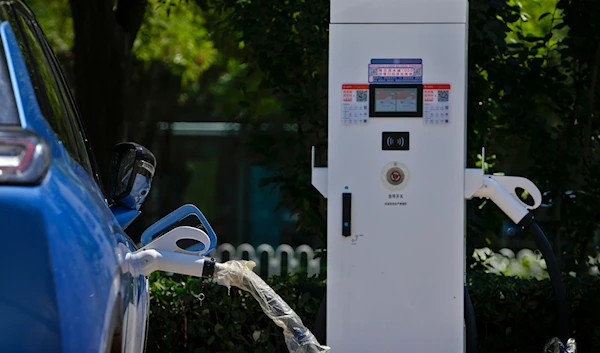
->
[538,12,551,21]
[553,22,568,30]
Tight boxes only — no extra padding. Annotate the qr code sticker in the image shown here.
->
[438,90,449,102]
[413,67,422,76]
[369,68,378,76]
[356,90,368,102]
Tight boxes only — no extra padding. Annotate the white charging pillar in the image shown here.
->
[314,0,469,351]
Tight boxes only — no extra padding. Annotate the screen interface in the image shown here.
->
[374,87,418,113]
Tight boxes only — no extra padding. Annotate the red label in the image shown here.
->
[342,84,369,90]
[423,84,451,90]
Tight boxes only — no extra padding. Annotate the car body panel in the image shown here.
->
[0,185,62,353]
[0,8,148,353]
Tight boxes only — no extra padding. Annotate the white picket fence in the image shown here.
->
[207,243,322,277]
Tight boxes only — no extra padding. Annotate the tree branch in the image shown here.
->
[115,0,148,48]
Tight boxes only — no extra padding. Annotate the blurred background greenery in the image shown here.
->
[25,0,600,351]
[27,0,316,249]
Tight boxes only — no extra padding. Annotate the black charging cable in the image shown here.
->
[465,286,477,353]
[466,211,569,352]
[518,212,570,343]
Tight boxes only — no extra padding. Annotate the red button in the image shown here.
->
[390,171,402,182]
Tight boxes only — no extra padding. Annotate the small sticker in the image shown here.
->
[423,84,450,125]
[342,84,369,125]
[368,59,423,84]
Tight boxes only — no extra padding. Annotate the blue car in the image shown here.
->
[0,2,157,352]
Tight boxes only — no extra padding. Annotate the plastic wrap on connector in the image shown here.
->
[214,260,330,353]
[544,337,577,353]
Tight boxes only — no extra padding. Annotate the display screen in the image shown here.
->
[374,87,418,113]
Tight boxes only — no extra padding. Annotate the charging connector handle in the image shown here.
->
[127,249,216,278]
[465,167,542,223]
[472,176,530,224]
[466,170,570,343]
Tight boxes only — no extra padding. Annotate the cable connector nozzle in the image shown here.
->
[123,225,217,278]
[465,167,542,224]
[126,249,215,278]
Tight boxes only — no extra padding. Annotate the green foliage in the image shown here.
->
[146,272,325,353]
[207,59,283,120]
[133,0,218,88]
[463,0,600,271]
[474,247,551,280]
[25,0,73,55]
[468,267,600,352]
[505,0,567,49]
[475,247,600,279]
[207,0,330,242]
[28,0,224,94]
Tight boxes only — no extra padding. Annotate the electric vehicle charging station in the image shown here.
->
[310,0,571,351]
[313,1,469,351]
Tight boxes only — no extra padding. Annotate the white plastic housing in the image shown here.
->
[143,226,212,257]
[331,0,468,24]
[326,2,468,352]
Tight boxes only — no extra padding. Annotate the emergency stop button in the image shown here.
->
[381,162,409,190]
[387,168,404,185]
